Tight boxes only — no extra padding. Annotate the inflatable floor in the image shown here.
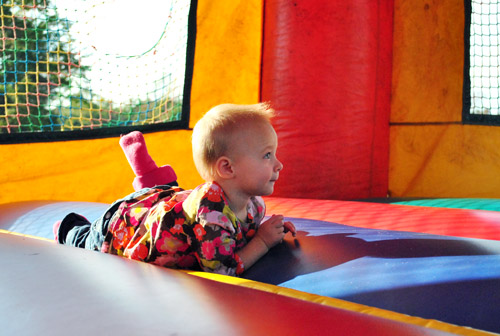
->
[2,197,500,335]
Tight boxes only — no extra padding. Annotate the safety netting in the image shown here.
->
[0,0,194,141]
[467,0,500,116]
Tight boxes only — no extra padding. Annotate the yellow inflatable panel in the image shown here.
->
[391,0,464,123]
[0,130,196,204]
[190,0,263,127]
[390,124,500,197]
[0,0,262,205]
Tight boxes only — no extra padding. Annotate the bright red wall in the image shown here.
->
[261,0,394,200]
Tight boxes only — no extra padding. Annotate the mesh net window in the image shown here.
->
[465,0,500,123]
[0,0,194,143]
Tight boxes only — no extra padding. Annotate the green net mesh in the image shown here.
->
[0,0,191,137]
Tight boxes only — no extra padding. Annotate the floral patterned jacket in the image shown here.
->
[101,182,265,276]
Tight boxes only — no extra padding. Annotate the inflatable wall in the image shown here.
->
[261,0,393,200]
[3,1,500,334]
[390,1,500,198]
[2,0,500,204]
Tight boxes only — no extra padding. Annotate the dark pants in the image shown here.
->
[57,213,94,249]
[57,183,178,250]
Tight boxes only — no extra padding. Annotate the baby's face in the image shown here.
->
[228,120,283,197]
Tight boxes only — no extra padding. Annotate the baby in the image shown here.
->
[55,103,296,276]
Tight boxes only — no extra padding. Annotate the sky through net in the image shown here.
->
[469,0,500,115]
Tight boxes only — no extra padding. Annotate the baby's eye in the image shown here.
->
[264,152,271,159]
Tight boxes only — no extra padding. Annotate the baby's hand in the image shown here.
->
[255,214,286,249]
[256,215,297,249]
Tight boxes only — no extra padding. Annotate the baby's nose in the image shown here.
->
[275,159,283,171]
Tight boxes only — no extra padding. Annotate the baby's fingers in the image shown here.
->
[265,214,284,226]
[284,221,297,237]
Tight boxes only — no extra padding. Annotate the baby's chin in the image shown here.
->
[261,185,275,196]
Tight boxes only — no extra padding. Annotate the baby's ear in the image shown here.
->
[215,156,234,179]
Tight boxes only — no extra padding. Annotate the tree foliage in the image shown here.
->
[0,0,91,132]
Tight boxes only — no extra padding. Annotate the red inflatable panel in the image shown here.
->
[261,0,393,200]
[264,197,500,241]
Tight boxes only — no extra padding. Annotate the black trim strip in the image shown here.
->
[462,114,500,126]
[182,0,197,127]
[0,120,190,144]
[462,0,472,124]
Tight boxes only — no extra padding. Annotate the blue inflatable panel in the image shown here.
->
[0,201,108,239]
[246,218,500,334]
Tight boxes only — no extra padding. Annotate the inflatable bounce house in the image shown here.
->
[3,0,500,334]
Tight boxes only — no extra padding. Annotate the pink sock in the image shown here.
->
[53,220,62,242]
[120,131,177,190]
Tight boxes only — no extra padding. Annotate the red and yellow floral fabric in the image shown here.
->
[101,182,265,276]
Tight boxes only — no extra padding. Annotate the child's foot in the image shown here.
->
[120,131,177,190]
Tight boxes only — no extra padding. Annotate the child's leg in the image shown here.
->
[55,213,92,248]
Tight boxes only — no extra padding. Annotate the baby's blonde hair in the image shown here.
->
[192,102,275,181]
